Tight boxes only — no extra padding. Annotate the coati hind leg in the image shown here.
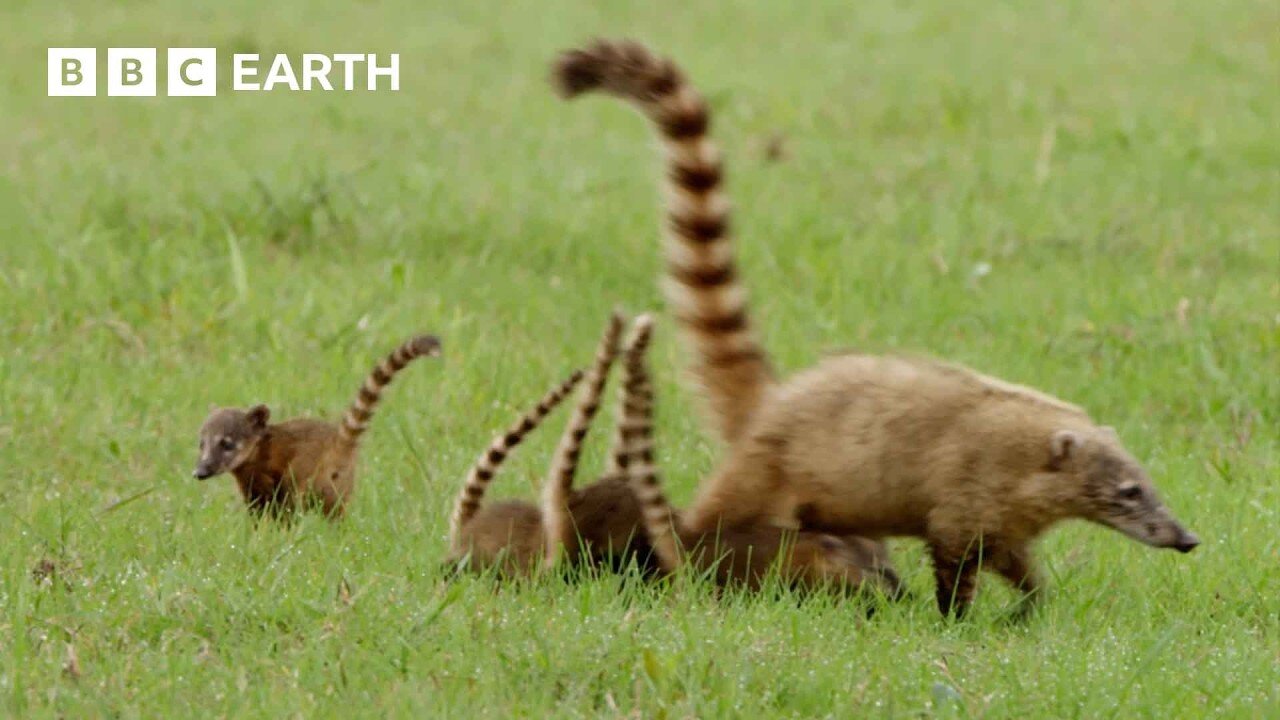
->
[990,543,1044,614]
[683,443,791,534]
[315,480,347,519]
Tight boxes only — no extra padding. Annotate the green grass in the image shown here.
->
[2,0,1277,716]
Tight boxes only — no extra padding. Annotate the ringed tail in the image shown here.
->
[449,369,585,541]
[617,315,681,573]
[340,334,442,444]
[553,38,774,443]
[542,311,627,564]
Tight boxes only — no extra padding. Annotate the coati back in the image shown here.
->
[618,315,901,596]
[555,38,1199,616]
[447,313,659,577]
[194,334,441,518]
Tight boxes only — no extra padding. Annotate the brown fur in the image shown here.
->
[194,335,441,518]
[555,39,1199,616]
[447,314,659,578]
[619,315,901,596]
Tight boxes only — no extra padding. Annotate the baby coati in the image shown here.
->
[554,39,1199,616]
[194,334,441,518]
[617,314,901,596]
[447,312,658,577]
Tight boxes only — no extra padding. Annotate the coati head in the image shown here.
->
[810,534,906,599]
[1049,427,1199,553]
[194,405,270,479]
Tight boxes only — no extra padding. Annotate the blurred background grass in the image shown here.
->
[0,1,1276,716]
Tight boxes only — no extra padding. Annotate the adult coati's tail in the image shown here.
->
[553,39,774,443]
[340,335,442,443]
[542,312,627,564]
[617,315,681,573]
[449,370,585,540]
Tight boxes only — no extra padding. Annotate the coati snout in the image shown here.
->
[1052,429,1200,554]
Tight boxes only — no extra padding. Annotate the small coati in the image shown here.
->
[194,334,441,518]
[447,312,658,577]
[554,39,1199,615]
[617,314,901,595]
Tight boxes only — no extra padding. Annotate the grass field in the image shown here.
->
[2,0,1277,716]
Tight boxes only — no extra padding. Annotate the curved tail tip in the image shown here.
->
[551,48,604,98]
[412,335,443,357]
[607,310,627,336]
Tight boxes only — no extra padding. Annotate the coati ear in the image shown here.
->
[1049,429,1081,470]
[818,534,845,552]
[247,404,271,428]
[819,532,849,556]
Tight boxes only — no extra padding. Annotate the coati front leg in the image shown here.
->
[928,539,980,618]
[237,472,293,519]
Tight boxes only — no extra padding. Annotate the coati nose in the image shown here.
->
[193,468,212,480]
[1173,530,1200,553]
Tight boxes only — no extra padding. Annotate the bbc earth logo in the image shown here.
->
[47,48,400,96]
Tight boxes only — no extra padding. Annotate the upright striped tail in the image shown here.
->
[617,315,682,573]
[542,312,627,564]
[449,369,585,542]
[553,39,775,444]
[340,334,442,444]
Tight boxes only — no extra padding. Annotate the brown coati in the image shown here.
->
[447,313,659,577]
[194,334,442,518]
[617,314,901,596]
[554,39,1200,616]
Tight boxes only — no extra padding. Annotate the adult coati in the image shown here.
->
[617,314,900,596]
[447,312,658,577]
[553,39,1199,615]
[194,334,441,518]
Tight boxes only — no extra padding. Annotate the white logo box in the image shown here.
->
[48,49,398,96]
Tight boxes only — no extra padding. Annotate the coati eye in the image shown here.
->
[219,438,236,451]
[1118,484,1142,500]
